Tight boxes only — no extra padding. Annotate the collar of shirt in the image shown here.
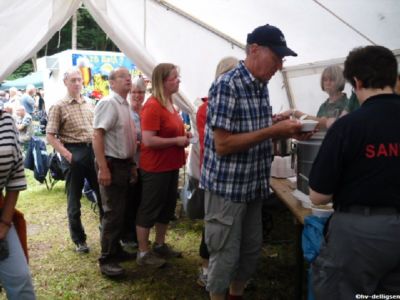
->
[64,94,85,104]
[111,91,129,106]
[238,60,267,90]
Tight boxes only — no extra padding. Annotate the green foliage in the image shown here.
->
[6,61,34,80]
[77,8,119,51]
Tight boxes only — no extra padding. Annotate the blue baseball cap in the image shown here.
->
[247,24,297,58]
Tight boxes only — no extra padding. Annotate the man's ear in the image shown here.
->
[248,43,258,54]
[354,77,363,90]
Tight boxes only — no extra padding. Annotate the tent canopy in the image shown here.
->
[0,71,44,90]
[0,0,399,115]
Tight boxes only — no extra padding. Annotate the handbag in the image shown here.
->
[180,176,205,220]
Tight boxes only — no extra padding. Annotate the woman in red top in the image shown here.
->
[136,63,191,267]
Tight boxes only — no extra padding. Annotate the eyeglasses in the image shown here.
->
[132,91,145,94]
[262,46,285,66]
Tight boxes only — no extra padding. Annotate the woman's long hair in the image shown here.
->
[152,63,177,107]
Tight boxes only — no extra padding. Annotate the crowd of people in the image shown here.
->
[1,23,399,300]
[0,85,46,152]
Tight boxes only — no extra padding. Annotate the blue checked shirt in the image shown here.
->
[200,61,273,203]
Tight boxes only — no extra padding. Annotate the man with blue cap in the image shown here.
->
[200,24,310,299]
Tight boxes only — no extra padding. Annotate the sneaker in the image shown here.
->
[197,268,207,288]
[152,243,182,258]
[76,242,90,253]
[100,262,125,277]
[136,251,166,268]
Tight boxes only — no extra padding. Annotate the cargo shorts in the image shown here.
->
[204,191,263,294]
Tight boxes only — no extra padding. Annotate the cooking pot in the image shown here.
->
[295,132,325,194]
[273,138,292,156]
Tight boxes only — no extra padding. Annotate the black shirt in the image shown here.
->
[309,93,400,209]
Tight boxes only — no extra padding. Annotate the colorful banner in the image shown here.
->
[72,53,141,100]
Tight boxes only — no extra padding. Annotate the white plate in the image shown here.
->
[311,205,334,218]
[300,120,318,132]
[292,189,312,208]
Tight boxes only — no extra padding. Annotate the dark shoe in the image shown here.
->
[115,250,136,262]
[152,243,182,258]
[76,242,90,254]
[100,262,125,277]
[136,251,166,268]
[245,278,255,290]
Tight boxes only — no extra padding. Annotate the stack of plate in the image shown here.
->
[292,189,312,208]
[311,203,334,217]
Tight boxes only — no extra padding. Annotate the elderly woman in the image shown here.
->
[0,106,35,299]
[315,65,348,118]
[120,76,147,250]
[289,65,349,129]
[135,64,190,267]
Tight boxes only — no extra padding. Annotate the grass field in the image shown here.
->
[3,169,301,300]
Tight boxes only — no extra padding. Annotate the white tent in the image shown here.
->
[1,0,399,115]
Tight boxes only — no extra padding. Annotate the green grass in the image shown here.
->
[5,169,300,300]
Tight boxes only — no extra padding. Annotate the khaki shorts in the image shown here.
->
[204,191,263,294]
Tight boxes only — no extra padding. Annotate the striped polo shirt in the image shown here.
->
[0,112,27,191]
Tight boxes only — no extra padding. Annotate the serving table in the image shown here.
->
[269,177,312,300]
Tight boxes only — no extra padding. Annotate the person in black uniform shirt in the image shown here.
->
[309,45,400,298]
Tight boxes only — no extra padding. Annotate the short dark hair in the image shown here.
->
[343,45,398,89]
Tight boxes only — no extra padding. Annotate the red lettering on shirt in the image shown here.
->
[365,143,400,159]
[388,143,399,156]
[365,144,375,158]
[377,144,388,157]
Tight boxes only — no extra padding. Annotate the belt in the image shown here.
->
[64,142,92,147]
[337,205,400,216]
[105,156,133,164]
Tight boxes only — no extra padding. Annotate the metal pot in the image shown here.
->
[295,132,325,194]
[273,138,292,156]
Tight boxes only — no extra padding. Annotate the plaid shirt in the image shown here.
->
[46,95,94,144]
[200,61,273,203]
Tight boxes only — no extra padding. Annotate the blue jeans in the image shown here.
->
[0,225,35,299]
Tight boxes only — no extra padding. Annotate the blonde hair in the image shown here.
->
[151,63,177,107]
[215,56,239,79]
[320,65,345,92]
